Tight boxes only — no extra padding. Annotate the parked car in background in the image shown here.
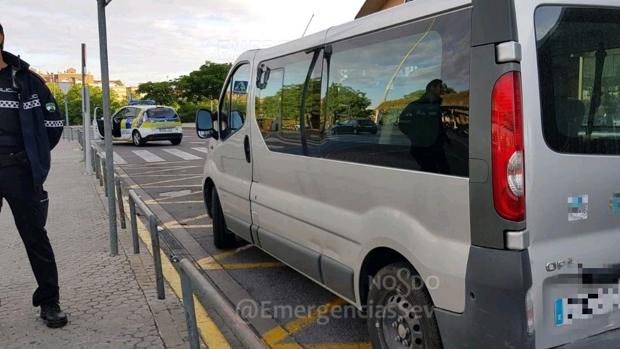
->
[95,105,183,146]
[331,119,378,135]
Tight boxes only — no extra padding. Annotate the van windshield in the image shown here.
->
[536,6,620,155]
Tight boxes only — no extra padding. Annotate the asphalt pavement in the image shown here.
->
[106,128,371,348]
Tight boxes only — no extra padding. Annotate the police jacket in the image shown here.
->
[2,51,63,185]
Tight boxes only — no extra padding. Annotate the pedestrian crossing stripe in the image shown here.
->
[116,148,206,164]
[132,150,165,163]
[162,148,202,161]
[113,152,127,165]
[191,147,208,154]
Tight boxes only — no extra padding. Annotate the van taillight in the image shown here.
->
[491,71,525,221]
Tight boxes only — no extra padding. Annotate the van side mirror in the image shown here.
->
[196,109,216,139]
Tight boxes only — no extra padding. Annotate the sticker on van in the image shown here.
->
[610,193,620,214]
[568,195,589,222]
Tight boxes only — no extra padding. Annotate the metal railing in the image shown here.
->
[85,140,266,349]
[177,258,267,349]
[127,189,165,300]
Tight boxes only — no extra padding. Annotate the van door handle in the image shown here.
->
[243,135,251,163]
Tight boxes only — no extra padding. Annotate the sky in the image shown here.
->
[1,0,363,86]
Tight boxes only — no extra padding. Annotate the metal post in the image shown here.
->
[64,98,70,127]
[128,194,139,254]
[94,152,100,179]
[82,44,92,175]
[177,259,268,349]
[148,215,165,300]
[102,157,108,197]
[116,177,126,229]
[180,271,200,349]
[91,146,97,173]
[97,0,118,257]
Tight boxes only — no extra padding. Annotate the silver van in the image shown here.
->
[195,0,620,347]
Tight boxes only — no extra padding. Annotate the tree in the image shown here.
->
[326,83,372,121]
[48,83,123,125]
[136,81,178,106]
[177,61,231,102]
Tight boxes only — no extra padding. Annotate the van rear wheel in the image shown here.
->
[211,189,236,249]
[367,263,443,349]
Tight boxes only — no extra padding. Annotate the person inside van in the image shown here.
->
[399,79,450,174]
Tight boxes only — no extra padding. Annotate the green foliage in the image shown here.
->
[177,62,231,101]
[48,83,122,125]
[136,81,178,107]
[326,83,372,121]
[136,61,231,122]
[176,100,217,123]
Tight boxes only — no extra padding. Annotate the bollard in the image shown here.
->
[102,157,108,197]
[95,153,102,184]
[149,215,165,300]
[115,177,127,229]
[91,147,97,174]
[99,155,104,187]
[180,271,200,349]
[128,194,140,254]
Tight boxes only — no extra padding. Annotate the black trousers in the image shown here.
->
[0,164,59,307]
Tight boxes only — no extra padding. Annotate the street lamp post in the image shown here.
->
[97,0,118,256]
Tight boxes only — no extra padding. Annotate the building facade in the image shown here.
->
[356,0,412,18]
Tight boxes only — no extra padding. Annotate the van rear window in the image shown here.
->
[536,6,620,155]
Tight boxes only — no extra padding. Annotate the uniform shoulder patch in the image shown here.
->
[45,102,57,113]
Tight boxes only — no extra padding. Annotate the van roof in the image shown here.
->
[250,0,470,62]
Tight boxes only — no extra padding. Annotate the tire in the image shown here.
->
[132,131,145,146]
[170,138,182,145]
[367,262,443,349]
[211,189,236,249]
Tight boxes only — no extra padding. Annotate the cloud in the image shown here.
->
[1,0,362,85]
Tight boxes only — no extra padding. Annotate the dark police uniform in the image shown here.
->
[0,51,64,322]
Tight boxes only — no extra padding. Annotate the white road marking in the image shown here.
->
[132,150,165,163]
[191,147,208,154]
[163,148,202,161]
[113,152,127,165]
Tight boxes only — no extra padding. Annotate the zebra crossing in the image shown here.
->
[112,147,208,165]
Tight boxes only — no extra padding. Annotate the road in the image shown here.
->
[105,127,371,348]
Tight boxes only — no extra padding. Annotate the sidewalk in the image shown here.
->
[0,141,189,349]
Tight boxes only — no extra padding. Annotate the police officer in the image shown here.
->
[0,23,67,328]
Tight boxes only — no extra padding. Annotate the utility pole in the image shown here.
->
[82,43,92,175]
[97,0,118,256]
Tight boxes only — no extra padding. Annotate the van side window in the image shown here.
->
[323,9,471,176]
[220,64,250,140]
[256,51,323,155]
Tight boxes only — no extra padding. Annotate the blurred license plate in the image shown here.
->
[159,128,173,133]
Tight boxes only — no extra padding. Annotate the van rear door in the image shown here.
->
[523,3,620,347]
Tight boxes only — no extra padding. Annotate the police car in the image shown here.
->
[95,103,183,146]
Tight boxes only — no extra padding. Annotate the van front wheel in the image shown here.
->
[367,263,443,349]
[211,189,236,249]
